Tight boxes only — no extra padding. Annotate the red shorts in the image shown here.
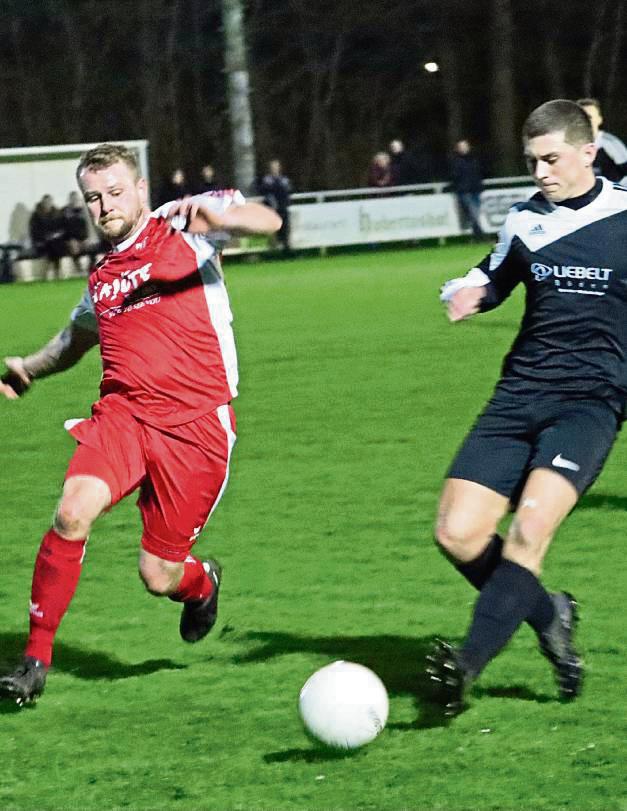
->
[65,395,236,562]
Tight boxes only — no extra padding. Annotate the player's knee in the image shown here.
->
[138,557,182,596]
[55,476,110,539]
[54,497,95,539]
[509,510,552,550]
[506,513,552,573]
[435,515,481,561]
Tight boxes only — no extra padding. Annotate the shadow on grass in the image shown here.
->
[577,492,627,511]
[474,683,552,703]
[231,630,559,762]
[0,631,186,684]
[264,745,365,764]
[230,630,454,761]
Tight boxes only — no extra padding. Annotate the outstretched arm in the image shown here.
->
[167,196,282,236]
[1,323,99,400]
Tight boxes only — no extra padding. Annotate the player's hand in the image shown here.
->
[0,356,32,399]
[447,287,485,322]
[166,197,226,233]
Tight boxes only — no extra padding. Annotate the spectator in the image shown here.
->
[449,139,485,240]
[258,159,292,251]
[388,139,422,185]
[158,168,192,206]
[29,195,66,279]
[196,164,218,194]
[61,191,90,275]
[367,152,392,188]
[577,98,627,183]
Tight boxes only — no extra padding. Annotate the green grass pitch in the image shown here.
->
[1,244,626,810]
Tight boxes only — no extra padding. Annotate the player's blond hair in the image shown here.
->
[76,144,141,185]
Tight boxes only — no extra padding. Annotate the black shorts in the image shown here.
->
[447,389,620,501]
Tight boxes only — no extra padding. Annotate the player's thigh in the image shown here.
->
[505,468,578,574]
[139,405,237,562]
[506,401,620,573]
[446,393,532,502]
[65,396,147,506]
[436,477,510,561]
[55,474,113,538]
[531,400,620,495]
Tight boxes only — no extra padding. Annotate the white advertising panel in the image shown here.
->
[289,193,460,249]
[289,186,536,249]
[479,186,536,233]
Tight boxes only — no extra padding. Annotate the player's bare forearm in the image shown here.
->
[1,323,97,398]
[168,198,282,236]
[217,202,282,235]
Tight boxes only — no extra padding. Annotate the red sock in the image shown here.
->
[169,556,213,603]
[25,528,87,667]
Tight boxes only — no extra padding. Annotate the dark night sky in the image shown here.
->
[0,0,625,189]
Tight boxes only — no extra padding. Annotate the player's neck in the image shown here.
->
[111,211,151,252]
[556,177,602,210]
[570,175,597,198]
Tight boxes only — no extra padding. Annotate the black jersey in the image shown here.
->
[475,177,627,414]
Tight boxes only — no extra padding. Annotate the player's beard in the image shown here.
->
[97,206,143,244]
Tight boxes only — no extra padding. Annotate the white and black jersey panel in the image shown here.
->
[476,178,627,411]
[595,131,627,183]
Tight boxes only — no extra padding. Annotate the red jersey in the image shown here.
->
[80,192,243,427]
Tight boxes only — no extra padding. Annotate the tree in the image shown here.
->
[490,0,518,174]
[222,0,256,192]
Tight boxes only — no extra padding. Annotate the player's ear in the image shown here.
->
[137,176,148,206]
[582,142,597,167]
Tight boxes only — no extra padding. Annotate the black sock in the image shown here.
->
[451,535,555,635]
[452,534,504,590]
[526,587,555,635]
[459,559,552,677]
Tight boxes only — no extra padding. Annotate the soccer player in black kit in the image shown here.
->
[427,99,627,716]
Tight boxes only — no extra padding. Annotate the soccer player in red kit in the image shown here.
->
[0,144,281,705]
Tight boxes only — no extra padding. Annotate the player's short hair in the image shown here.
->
[522,100,593,146]
[577,97,601,113]
[76,143,141,184]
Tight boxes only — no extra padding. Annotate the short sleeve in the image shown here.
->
[70,287,99,333]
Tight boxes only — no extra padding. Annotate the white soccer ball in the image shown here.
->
[298,661,389,749]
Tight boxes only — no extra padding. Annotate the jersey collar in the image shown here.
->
[111,212,152,253]
[555,178,603,211]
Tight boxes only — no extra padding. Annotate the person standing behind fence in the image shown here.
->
[389,139,420,185]
[367,152,392,188]
[259,160,292,252]
[158,168,192,207]
[196,164,218,194]
[577,98,627,184]
[29,195,66,280]
[61,192,90,275]
[449,139,485,240]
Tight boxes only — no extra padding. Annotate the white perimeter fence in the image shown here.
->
[283,178,535,251]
